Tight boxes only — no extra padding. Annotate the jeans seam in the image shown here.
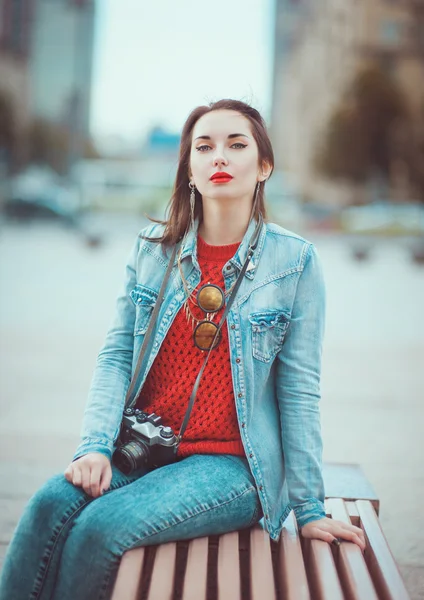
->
[248,504,263,527]
[87,484,258,600]
[95,487,258,600]
[30,478,131,600]
[30,498,92,600]
[97,555,122,600]
[136,485,257,545]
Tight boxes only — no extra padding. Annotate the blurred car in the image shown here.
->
[1,166,103,247]
[340,202,424,235]
[2,166,80,226]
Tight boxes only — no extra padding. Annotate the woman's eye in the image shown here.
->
[195,143,247,152]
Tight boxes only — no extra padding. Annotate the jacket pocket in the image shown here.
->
[130,285,158,335]
[249,310,289,363]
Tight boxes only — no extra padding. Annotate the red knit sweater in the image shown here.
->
[136,235,245,458]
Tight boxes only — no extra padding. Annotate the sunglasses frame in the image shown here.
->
[192,283,226,350]
[196,283,225,313]
[193,320,222,351]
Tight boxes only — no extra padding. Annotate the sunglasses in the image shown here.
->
[192,283,226,351]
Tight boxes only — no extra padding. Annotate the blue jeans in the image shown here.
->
[0,454,261,600]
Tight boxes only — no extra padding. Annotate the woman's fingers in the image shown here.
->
[302,525,334,544]
[72,464,82,487]
[63,453,112,497]
[336,523,366,549]
[339,529,366,550]
[339,521,365,538]
[100,463,112,495]
[89,464,103,498]
[301,519,366,552]
[80,464,91,495]
[64,464,73,483]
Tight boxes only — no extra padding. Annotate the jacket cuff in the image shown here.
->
[293,499,326,529]
[72,438,114,462]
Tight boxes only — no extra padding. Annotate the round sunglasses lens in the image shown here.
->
[197,284,224,313]
[193,321,221,350]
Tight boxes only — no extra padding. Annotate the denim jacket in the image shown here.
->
[73,217,327,541]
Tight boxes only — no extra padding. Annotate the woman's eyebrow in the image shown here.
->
[194,133,250,141]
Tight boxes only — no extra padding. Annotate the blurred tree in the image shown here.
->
[28,119,68,173]
[0,89,17,172]
[27,119,99,174]
[83,137,100,160]
[315,64,410,196]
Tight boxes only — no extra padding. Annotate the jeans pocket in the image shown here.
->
[249,310,289,363]
[130,285,158,335]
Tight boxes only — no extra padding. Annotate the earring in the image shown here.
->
[188,181,196,227]
[254,181,261,205]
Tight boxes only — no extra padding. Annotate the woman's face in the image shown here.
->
[189,109,267,207]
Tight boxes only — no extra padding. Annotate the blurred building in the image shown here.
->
[0,0,96,176]
[30,0,96,136]
[271,0,424,206]
[142,126,180,157]
[0,0,34,167]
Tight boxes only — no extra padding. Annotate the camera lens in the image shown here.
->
[113,440,149,475]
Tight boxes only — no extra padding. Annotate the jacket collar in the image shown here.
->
[175,216,266,280]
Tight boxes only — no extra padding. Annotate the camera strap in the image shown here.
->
[178,213,263,442]
[125,213,263,443]
[125,243,178,407]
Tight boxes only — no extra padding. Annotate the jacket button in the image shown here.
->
[236,358,241,364]
[259,486,263,491]
[231,324,236,330]
[241,423,245,428]
[238,393,243,398]
[226,265,232,270]
[249,453,253,458]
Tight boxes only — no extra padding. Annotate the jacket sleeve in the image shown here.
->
[275,243,327,528]
[73,232,142,461]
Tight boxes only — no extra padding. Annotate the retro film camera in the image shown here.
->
[112,407,179,475]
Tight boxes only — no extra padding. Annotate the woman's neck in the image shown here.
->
[197,200,252,245]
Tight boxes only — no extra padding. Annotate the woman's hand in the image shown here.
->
[300,517,366,551]
[64,453,112,498]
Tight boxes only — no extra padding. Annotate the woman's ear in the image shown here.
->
[258,161,272,182]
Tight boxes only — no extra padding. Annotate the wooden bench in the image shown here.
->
[111,463,410,600]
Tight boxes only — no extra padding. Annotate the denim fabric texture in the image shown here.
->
[73,217,327,540]
[0,456,261,600]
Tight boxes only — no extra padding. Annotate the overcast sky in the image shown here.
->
[90,0,276,142]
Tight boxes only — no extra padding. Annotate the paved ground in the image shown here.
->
[0,215,423,598]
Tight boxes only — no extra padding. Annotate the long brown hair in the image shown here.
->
[144,99,274,246]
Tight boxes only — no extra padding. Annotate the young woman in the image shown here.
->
[0,99,365,600]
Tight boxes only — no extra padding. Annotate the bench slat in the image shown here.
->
[278,511,311,600]
[217,531,241,600]
[148,542,177,600]
[356,500,410,600]
[250,526,276,600]
[308,539,344,600]
[346,501,360,526]
[326,498,379,600]
[182,536,208,600]
[111,547,145,600]
[109,463,407,600]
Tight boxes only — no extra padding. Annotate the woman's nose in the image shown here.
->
[213,153,228,167]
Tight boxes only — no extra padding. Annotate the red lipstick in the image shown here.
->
[210,172,233,183]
